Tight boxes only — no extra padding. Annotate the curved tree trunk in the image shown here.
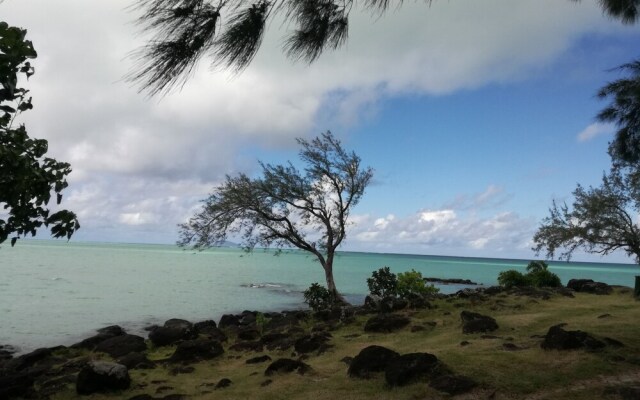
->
[323,253,350,306]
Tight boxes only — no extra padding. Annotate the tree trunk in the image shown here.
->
[323,255,350,306]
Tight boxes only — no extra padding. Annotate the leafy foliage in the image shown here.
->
[497,270,531,288]
[595,59,640,165]
[396,269,439,298]
[0,22,79,246]
[130,0,636,95]
[178,131,372,301]
[303,282,335,311]
[533,166,640,263]
[498,261,562,288]
[366,266,398,298]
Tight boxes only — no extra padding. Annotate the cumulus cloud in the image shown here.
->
[577,122,615,142]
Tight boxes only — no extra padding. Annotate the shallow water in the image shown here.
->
[1,240,636,353]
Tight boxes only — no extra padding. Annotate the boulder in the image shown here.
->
[429,374,477,395]
[460,311,498,334]
[95,334,147,358]
[264,358,311,376]
[567,279,612,295]
[76,361,131,395]
[0,371,36,399]
[237,328,261,341]
[348,345,399,379]
[193,319,217,332]
[219,314,241,329]
[294,334,331,354]
[168,339,224,363]
[364,314,411,333]
[384,353,439,387]
[215,378,232,389]
[149,319,196,347]
[117,352,155,369]
[4,347,52,372]
[541,325,605,351]
[230,340,264,353]
[246,355,272,364]
[72,326,126,350]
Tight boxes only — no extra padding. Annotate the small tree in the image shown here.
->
[178,131,373,304]
[0,22,79,246]
[367,266,398,298]
[533,166,640,263]
[396,269,438,298]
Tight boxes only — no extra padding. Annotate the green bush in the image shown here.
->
[396,269,439,298]
[367,266,398,297]
[497,270,531,288]
[303,283,335,311]
[528,269,562,288]
[498,261,562,288]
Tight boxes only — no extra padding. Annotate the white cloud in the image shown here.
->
[577,122,615,142]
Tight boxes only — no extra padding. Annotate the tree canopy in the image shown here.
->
[533,166,640,263]
[178,131,373,301]
[0,22,79,246]
[129,0,639,96]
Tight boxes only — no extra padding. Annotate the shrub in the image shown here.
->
[303,283,335,311]
[396,269,439,299]
[528,269,562,288]
[498,261,562,288]
[367,266,398,297]
[497,270,531,288]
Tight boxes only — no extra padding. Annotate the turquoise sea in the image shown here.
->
[1,240,637,354]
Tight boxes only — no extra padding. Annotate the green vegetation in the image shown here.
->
[498,261,562,288]
[178,132,372,303]
[0,22,78,247]
[130,0,639,95]
[397,269,439,298]
[303,282,335,311]
[366,266,398,297]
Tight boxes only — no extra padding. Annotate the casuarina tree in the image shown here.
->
[178,131,373,303]
[0,22,79,246]
[129,0,639,95]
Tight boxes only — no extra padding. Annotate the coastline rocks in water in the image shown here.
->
[95,334,147,358]
[567,279,613,295]
[460,311,498,334]
[364,314,411,333]
[294,333,332,354]
[169,339,224,363]
[76,361,131,395]
[541,325,605,351]
[348,345,399,379]
[429,374,477,395]
[219,314,241,330]
[264,358,311,376]
[424,277,478,285]
[384,353,439,387]
[149,319,196,347]
[4,347,53,372]
[72,325,126,350]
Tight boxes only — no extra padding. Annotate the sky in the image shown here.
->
[3,0,640,263]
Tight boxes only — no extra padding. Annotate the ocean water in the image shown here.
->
[1,240,637,354]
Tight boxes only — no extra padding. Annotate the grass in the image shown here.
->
[47,287,640,399]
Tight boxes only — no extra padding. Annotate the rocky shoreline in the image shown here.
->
[1,278,635,399]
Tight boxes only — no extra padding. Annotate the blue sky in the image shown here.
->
[4,0,640,262]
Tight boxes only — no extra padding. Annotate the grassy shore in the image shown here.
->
[44,286,640,400]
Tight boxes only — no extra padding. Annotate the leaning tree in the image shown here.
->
[129,0,639,95]
[178,131,373,303]
[533,166,640,263]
